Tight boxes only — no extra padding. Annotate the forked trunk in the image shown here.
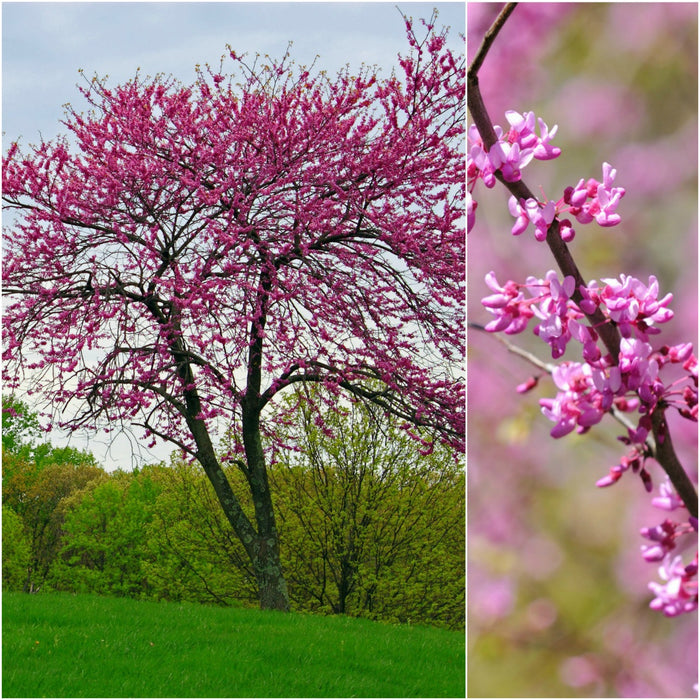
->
[183,401,291,612]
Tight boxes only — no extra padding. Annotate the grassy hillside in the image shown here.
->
[2,592,465,698]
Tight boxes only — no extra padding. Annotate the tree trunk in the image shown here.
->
[193,426,290,611]
[183,403,290,611]
[252,535,290,612]
[169,311,291,612]
[242,396,291,612]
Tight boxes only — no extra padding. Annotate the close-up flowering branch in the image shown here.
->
[469,3,697,661]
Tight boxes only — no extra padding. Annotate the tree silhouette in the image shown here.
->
[2,15,465,610]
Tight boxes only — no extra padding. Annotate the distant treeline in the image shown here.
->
[2,394,464,630]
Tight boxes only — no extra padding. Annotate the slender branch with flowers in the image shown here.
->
[469,2,698,618]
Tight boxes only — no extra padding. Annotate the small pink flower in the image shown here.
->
[560,162,625,228]
[481,271,534,335]
[539,362,604,437]
[648,553,698,617]
[527,271,577,358]
[600,274,673,340]
[503,110,561,161]
[490,140,535,183]
[660,342,693,364]
[516,376,539,394]
[468,111,560,192]
[651,478,686,512]
[508,196,555,240]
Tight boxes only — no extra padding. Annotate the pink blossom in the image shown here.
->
[660,342,694,364]
[503,110,561,161]
[481,271,534,335]
[516,376,539,394]
[527,270,577,358]
[467,110,561,193]
[468,126,498,189]
[560,162,625,228]
[651,478,687,512]
[641,519,680,562]
[591,365,622,410]
[489,139,535,183]
[648,554,699,617]
[618,337,662,405]
[469,9,697,631]
[2,22,466,460]
[467,191,477,234]
[539,362,604,438]
[600,274,673,339]
[508,196,555,241]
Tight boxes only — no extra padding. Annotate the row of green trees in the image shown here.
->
[2,394,464,630]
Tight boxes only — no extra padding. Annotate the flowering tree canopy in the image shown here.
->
[2,15,465,610]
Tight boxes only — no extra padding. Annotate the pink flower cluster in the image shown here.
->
[560,162,625,228]
[468,110,560,188]
[2,19,466,457]
[481,267,698,617]
[640,478,698,616]
[648,551,698,617]
[508,162,626,242]
[468,110,560,233]
[469,5,697,630]
[482,267,698,618]
[482,269,696,447]
[468,110,625,240]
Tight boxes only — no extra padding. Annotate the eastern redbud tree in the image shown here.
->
[2,14,465,611]
[468,0,697,629]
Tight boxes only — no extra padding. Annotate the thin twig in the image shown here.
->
[470,321,637,435]
[468,25,620,361]
[469,325,698,517]
[469,322,555,373]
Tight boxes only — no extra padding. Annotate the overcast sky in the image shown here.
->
[2,1,464,470]
[3,1,464,144]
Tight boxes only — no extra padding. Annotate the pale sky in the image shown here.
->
[2,1,464,470]
[3,1,465,143]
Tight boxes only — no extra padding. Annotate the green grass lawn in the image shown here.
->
[3,592,464,698]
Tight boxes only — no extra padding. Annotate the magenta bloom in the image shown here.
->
[648,554,699,617]
[503,110,561,161]
[600,274,673,339]
[508,196,555,240]
[651,478,686,512]
[468,110,561,193]
[494,141,534,183]
[539,362,605,438]
[481,271,534,334]
[467,191,477,233]
[561,162,625,228]
[527,270,577,358]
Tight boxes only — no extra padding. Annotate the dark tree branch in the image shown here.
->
[468,3,697,516]
[468,57,620,361]
[651,409,698,519]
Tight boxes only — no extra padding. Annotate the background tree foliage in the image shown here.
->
[50,469,159,597]
[270,388,464,627]
[143,459,258,606]
[2,396,464,631]
[2,403,104,592]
